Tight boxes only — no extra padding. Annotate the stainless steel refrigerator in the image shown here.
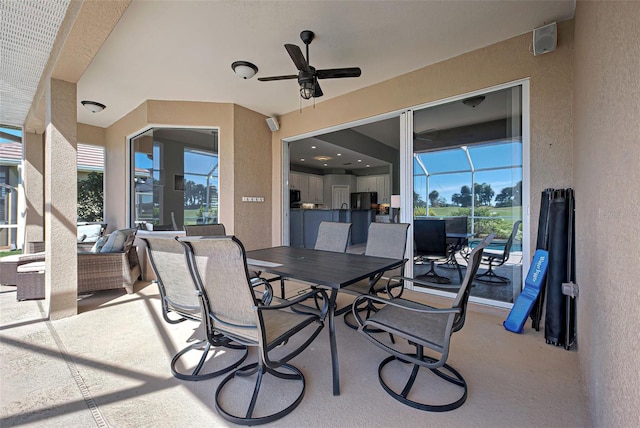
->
[350,192,378,210]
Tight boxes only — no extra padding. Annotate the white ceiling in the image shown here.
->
[74,0,575,128]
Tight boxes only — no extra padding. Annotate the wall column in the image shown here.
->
[21,131,45,250]
[44,78,78,319]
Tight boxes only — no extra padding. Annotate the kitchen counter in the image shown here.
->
[290,209,375,248]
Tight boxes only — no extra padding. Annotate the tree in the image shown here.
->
[413,191,426,208]
[494,181,522,208]
[428,190,439,207]
[474,182,495,206]
[78,172,103,221]
[452,185,472,207]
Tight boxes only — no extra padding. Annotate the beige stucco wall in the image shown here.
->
[100,100,270,250]
[232,105,272,250]
[271,21,575,253]
[573,1,640,426]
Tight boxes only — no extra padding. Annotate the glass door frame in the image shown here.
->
[399,79,530,309]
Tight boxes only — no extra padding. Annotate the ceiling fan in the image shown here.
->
[258,30,361,100]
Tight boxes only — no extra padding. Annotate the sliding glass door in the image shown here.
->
[410,84,527,306]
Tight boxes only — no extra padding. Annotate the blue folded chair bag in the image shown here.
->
[503,249,549,333]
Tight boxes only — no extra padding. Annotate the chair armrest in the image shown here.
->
[352,293,461,329]
[386,275,463,292]
[257,288,329,320]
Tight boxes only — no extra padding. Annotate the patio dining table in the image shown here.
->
[246,246,404,396]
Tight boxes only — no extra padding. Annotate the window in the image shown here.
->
[131,128,219,229]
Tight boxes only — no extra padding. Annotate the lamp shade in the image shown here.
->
[390,195,401,208]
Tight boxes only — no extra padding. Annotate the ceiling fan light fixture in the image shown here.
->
[300,81,314,99]
[231,61,258,79]
[81,100,106,113]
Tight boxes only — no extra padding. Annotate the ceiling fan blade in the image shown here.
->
[313,80,323,98]
[285,44,309,71]
[316,67,362,79]
[257,74,298,81]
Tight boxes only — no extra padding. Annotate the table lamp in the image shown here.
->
[390,195,401,223]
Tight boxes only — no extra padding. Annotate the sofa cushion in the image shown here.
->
[101,229,135,253]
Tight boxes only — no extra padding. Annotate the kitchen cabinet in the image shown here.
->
[356,174,390,203]
[308,175,324,203]
[290,172,322,203]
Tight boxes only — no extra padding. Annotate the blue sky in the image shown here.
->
[414,141,522,205]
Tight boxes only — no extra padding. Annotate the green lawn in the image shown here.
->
[429,206,522,218]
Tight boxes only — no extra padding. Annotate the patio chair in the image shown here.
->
[338,222,410,329]
[180,235,329,425]
[414,219,450,284]
[475,220,522,284]
[142,235,248,381]
[280,221,352,298]
[183,223,226,236]
[352,234,493,412]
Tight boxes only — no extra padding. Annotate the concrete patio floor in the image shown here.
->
[0,280,590,427]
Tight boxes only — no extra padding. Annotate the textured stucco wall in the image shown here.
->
[573,1,640,425]
[272,22,575,249]
[232,105,272,250]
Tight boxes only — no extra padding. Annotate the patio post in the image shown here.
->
[44,78,78,319]
[21,131,45,249]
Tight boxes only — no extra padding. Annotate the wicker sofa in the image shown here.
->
[4,228,141,299]
[77,228,141,294]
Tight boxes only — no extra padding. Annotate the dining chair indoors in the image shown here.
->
[180,235,329,425]
[352,234,494,412]
[338,222,410,329]
[414,219,451,284]
[142,236,248,381]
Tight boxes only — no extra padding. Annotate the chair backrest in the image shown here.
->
[501,220,522,261]
[183,223,226,236]
[180,236,259,343]
[314,221,352,252]
[142,236,200,320]
[365,222,410,259]
[451,234,494,332]
[414,219,447,257]
[445,216,468,234]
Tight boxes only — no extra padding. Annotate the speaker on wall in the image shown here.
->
[266,117,279,132]
[533,22,557,56]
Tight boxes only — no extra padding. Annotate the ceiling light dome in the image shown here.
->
[232,61,258,79]
[81,100,106,113]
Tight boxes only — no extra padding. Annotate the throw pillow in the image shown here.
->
[90,236,107,253]
[100,229,132,253]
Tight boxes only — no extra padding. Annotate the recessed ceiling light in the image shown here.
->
[357,159,362,162]
[323,163,328,167]
[366,165,370,167]
[300,158,305,161]
[337,153,341,156]
[311,146,316,149]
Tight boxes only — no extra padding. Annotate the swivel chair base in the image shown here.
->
[416,260,451,284]
[171,338,248,381]
[378,354,467,412]
[475,265,510,284]
[215,362,305,425]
